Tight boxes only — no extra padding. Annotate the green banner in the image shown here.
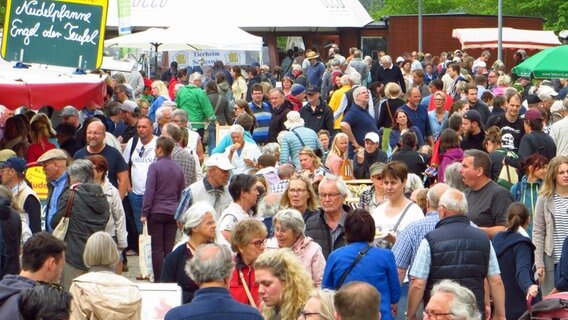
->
[1,0,109,69]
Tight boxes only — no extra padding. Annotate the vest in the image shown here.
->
[425,215,490,315]
[189,180,232,220]
[13,182,40,212]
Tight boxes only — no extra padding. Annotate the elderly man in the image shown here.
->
[59,105,85,148]
[74,121,130,199]
[300,85,334,134]
[153,105,174,136]
[406,188,506,320]
[550,97,568,156]
[340,86,380,158]
[267,88,294,143]
[36,149,70,232]
[1,157,41,233]
[175,72,217,138]
[334,281,381,320]
[424,280,481,320]
[305,175,350,259]
[328,75,353,130]
[461,150,513,238]
[224,124,261,175]
[279,111,323,168]
[0,232,66,319]
[353,132,388,179]
[164,243,263,320]
[373,54,406,93]
[175,153,234,223]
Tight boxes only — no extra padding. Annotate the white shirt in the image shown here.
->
[372,201,424,237]
[217,202,250,248]
[224,141,261,175]
[122,136,157,194]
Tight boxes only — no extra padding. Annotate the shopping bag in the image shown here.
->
[139,223,154,281]
[339,159,354,180]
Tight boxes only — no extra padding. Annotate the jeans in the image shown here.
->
[147,213,177,282]
[208,125,216,155]
[129,192,144,234]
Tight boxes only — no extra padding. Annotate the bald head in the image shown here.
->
[439,188,468,218]
[86,120,106,149]
[426,183,449,212]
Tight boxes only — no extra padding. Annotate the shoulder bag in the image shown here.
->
[335,245,372,289]
[376,201,415,249]
[52,185,78,241]
[239,270,258,309]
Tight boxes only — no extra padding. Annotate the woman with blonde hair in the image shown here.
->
[148,80,171,123]
[534,155,568,295]
[230,66,248,101]
[254,249,313,320]
[298,147,327,185]
[280,174,320,222]
[377,82,405,151]
[300,289,336,320]
[265,209,326,288]
[325,133,349,176]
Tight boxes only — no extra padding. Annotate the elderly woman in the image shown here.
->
[323,209,400,320]
[161,202,216,303]
[224,124,261,175]
[229,219,268,307]
[69,232,142,319]
[359,162,387,212]
[50,159,109,290]
[280,174,320,222]
[299,289,336,320]
[265,209,326,288]
[534,155,568,295]
[254,249,314,320]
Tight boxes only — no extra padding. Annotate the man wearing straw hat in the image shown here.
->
[305,50,326,89]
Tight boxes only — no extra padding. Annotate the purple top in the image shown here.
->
[142,156,185,217]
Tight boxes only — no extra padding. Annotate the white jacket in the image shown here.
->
[102,179,128,250]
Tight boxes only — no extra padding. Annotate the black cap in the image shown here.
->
[306,85,320,95]
[463,109,482,125]
[526,94,542,104]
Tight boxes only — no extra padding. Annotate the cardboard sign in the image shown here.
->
[1,0,109,69]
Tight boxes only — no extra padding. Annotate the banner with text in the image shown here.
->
[170,50,249,68]
[1,0,108,69]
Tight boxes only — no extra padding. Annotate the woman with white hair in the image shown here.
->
[224,124,261,175]
[160,201,217,303]
[300,289,336,320]
[265,209,326,288]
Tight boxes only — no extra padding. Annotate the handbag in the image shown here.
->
[139,223,154,281]
[335,245,372,289]
[52,185,77,241]
[375,202,415,249]
[498,151,519,190]
[339,158,354,180]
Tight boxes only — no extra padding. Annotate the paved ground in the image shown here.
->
[122,253,145,283]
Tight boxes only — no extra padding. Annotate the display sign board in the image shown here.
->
[1,0,109,69]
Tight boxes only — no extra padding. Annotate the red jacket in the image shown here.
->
[229,254,260,308]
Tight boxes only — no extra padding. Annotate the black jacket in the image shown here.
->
[390,147,426,177]
[0,201,21,278]
[300,98,334,134]
[305,205,350,259]
[354,148,388,179]
[161,243,198,304]
[267,100,293,143]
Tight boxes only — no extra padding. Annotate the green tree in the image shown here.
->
[0,0,6,28]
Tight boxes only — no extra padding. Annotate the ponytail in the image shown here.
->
[506,202,529,232]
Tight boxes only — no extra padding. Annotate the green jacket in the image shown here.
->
[175,85,216,129]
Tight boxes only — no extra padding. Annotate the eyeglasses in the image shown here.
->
[249,239,267,248]
[371,175,382,181]
[319,192,341,199]
[288,188,307,194]
[299,310,321,319]
[423,310,454,319]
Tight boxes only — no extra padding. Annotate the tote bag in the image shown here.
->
[139,223,154,281]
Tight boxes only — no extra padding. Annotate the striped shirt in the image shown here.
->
[553,193,568,263]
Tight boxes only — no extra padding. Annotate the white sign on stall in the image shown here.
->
[170,50,247,67]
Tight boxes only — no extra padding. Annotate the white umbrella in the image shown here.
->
[104,27,212,51]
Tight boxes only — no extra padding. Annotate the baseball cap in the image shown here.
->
[524,109,544,121]
[0,150,16,162]
[205,154,234,171]
[121,100,138,113]
[0,157,27,174]
[291,84,306,96]
[538,86,558,100]
[36,149,69,164]
[526,94,542,105]
[59,106,78,117]
[364,132,380,144]
[463,110,482,125]
[306,85,320,95]
[369,162,386,177]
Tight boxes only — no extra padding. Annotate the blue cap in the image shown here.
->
[0,157,27,174]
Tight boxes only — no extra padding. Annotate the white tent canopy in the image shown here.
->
[452,27,561,50]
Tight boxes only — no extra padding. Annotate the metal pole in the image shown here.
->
[418,0,423,53]
[498,0,503,62]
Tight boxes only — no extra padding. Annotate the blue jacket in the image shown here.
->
[323,241,400,320]
[0,275,35,319]
[493,230,540,320]
[510,175,542,237]
[164,287,263,320]
[555,236,568,292]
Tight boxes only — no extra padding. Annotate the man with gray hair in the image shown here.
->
[153,105,174,136]
[340,86,380,159]
[164,244,262,320]
[372,54,406,93]
[162,123,197,186]
[406,188,506,320]
[306,175,350,259]
[425,279,481,320]
[224,124,261,175]
[175,72,217,139]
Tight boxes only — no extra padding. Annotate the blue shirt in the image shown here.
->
[47,171,68,232]
[400,104,432,138]
[392,211,439,272]
[211,131,255,155]
[342,104,379,146]
[428,110,448,140]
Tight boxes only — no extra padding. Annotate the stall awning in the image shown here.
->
[452,27,561,50]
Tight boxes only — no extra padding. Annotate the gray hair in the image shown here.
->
[318,174,350,198]
[347,71,361,85]
[229,124,245,134]
[186,243,234,283]
[352,86,368,100]
[380,55,392,64]
[162,123,182,142]
[439,188,468,214]
[172,109,189,123]
[189,72,202,84]
[292,64,302,72]
[444,163,467,191]
[273,209,305,236]
[339,75,351,86]
[426,183,449,210]
[330,58,341,67]
[262,142,280,155]
[83,231,119,268]
[68,159,94,183]
[430,280,481,320]
[156,106,173,121]
[257,193,282,218]
[183,201,216,236]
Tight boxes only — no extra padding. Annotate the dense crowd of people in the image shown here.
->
[0,45,567,319]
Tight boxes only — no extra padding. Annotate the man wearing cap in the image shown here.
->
[60,106,86,149]
[36,149,69,232]
[224,124,261,175]
[1,157,41,234]
[78,102,105,126]
[353,132,388,179]
[518,109,556,161]
[300,85,334,134]
[373,55,406,93]
[486,92,525,150]
[460,110,486,152]
[267,88,294,143]
[249,84,272,145]
[115,100,141,146]
[74,121,130,199]
[537,86,558,112]
[175,153,234,224]
[340,87,380,159]
[305,51,325,89]
[517,77,533,101]
[279,111,323,168]
[287,84,306,111]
